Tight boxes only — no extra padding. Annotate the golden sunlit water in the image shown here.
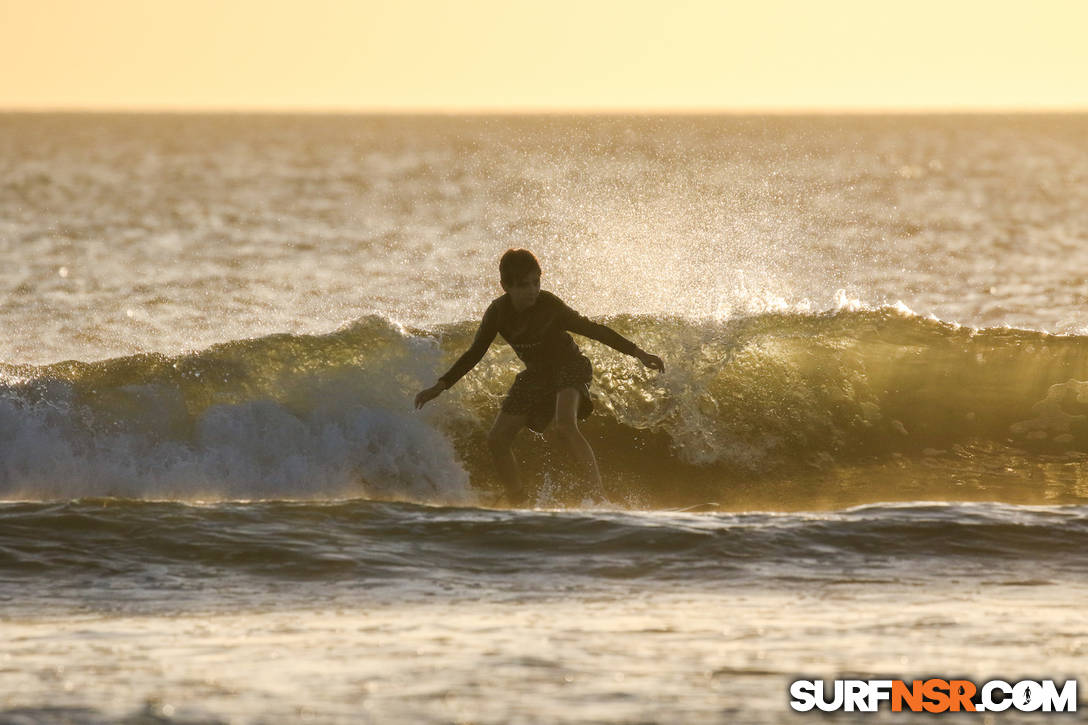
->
[1,113,1086,723]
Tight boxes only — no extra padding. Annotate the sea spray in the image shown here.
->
[2,310,1088,505]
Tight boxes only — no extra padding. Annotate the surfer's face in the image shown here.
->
[503,272,540,311]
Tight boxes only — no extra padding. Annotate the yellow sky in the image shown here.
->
[1,0,1086,111]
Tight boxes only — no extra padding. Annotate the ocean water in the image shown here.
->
[0,113,1086,723]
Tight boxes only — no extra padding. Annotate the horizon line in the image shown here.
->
[2,104,1087,116]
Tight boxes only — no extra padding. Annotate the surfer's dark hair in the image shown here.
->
[499,248,542,285]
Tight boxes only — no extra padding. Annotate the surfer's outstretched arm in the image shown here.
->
[414,304,499,408]
[560,304,665,372]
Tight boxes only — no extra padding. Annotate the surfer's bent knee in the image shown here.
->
[553,418,581,442]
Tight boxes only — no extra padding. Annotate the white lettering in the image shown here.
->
[1013,680,1044,712]
[1041,679,1077,712]
[868,680,893,711]
[816,679,844,712]
[789,680,816,712]
[789,677,1077,713]
[844,680,869,712]
[982,680,1012,712]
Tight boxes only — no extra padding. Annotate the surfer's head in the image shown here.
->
[500,248,542,310]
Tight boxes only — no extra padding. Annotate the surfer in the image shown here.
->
[414,248,665,505]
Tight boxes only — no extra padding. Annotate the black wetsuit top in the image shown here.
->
[438,290,642,387]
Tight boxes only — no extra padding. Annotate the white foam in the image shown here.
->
[0,394,474,504]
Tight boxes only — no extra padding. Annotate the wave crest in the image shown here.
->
[2,310,1088,505]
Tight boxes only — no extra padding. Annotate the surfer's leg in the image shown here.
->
[487,411,528,504]
[553,387,604,495]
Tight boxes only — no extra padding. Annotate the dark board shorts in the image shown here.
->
[501,353,594,433]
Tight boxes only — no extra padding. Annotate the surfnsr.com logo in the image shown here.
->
[789,679,1078,713]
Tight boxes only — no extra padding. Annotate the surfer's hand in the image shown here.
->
[639,352,665,372]
[414,383,445,409]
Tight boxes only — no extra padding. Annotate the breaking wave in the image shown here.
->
[2,308,1088,506]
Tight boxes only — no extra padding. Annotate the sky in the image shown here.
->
[1,0,1086,112]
